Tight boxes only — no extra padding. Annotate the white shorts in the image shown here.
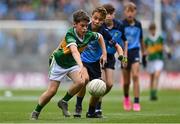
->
[49,58,80,82]
[146,60,164,74]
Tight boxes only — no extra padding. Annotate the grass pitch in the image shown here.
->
[0,88,180,123]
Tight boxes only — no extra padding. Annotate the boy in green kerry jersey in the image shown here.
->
[30,10,107,120]
[144,23,171,101]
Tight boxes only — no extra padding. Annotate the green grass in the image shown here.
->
[0,89,180,123]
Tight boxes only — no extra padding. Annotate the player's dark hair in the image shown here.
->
[92,6,107,19]
[102,4,115,14]
[73,10,90,23]
[124,2,137,11]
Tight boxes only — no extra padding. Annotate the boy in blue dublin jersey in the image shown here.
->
[122,2,146,112]
[73,7,127,118]
[94,3,128,116]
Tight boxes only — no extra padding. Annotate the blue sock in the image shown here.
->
[88,106,95,114]
[96,101,102,110]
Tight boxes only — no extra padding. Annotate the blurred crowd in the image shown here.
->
[0,0,156,21]
[0,0,179,71]
[161,0,180,59]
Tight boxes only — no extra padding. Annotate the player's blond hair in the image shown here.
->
[92,6,107,19]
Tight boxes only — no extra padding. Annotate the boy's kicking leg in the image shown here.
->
[31,80,60,120]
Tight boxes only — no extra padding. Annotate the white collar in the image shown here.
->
[74,28,83,42]
[148,33,159,42]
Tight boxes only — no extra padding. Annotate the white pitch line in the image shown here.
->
[0,96,148,102]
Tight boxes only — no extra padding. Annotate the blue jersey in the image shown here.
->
[103,19,126,54]
[81,23,112,63]
[123,19,143,50]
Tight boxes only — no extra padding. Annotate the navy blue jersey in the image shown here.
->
[81,23,112,63]
[103,19,127,54]
[123,19,143,50]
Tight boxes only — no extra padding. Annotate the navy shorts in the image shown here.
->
[103,54,115,70]
[83,60,101,81]
[125,48,140,70]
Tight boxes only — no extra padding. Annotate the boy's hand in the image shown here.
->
[118,55,128,68]
[100,55,107,68]
[142,55,147,68]
[164,45,172,59]
[79,65,84,77]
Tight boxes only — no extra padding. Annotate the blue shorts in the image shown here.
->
[125,48,140,70]
[83,60,101,81]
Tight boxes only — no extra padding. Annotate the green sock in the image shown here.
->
[151,89,157,97]
[35,104,43,113]
[62,92,73,102]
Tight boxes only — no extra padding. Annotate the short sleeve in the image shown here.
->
[94,32,100,40]
[65,32,77,48]
[89,32,99,41]
[102,28,112,41]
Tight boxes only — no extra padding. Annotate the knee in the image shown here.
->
[81,74,89,86]
[76,79,86,87]
[132,74,139,82]
[154,73,160,80]
[84,77,89,85]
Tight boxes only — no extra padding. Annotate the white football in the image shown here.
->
[87,79,106,97]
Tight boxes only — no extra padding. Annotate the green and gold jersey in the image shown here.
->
[145,34,164,61]
[51,27,99,68]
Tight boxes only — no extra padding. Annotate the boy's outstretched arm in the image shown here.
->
[69,45,84,71]
[115,43,123,56]
[97,34,107,67]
